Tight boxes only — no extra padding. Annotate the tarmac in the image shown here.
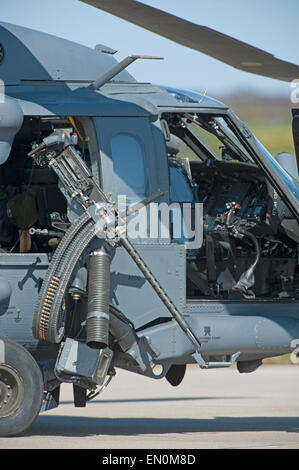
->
[1,363,299,450]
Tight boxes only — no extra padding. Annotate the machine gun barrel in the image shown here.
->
[31,140,201,353]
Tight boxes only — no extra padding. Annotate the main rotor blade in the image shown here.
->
[80,0,299,82]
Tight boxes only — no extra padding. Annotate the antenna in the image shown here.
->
[88,55,164,90]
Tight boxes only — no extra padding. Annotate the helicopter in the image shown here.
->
[0,0,298,437]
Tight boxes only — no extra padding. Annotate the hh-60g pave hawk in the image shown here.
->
[0,0,298,437]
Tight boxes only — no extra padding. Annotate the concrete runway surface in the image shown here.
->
[1,364,299,449]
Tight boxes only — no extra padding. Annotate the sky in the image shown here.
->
[1,0,299,100]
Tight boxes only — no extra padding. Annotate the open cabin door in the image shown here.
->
[93,116,170,243]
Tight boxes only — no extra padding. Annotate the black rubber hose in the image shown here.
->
[233,229,260,294]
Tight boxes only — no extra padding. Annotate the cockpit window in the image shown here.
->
[111,133,146,201]
[164,112,256,165]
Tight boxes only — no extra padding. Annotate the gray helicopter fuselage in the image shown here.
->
[0,21,298,378]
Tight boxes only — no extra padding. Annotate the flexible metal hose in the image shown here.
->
[86,249,111,349]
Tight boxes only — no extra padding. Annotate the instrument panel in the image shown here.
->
[190,161,269,235]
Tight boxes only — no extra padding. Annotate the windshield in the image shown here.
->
[252,137,299,210]
[163,111,299,217]
[165,113,256,165]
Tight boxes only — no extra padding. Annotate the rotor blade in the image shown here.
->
[80,0,299,82]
